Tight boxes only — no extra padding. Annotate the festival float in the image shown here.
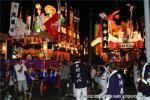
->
[7,1,80,62]
[1,1,81,93]
[91,6,145,68]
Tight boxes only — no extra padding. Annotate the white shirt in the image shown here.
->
[14,63,27,81]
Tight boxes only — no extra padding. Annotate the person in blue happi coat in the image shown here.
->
[71,56,90,100]
[105,60,125,100]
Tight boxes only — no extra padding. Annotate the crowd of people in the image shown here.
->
[0,53,150,100]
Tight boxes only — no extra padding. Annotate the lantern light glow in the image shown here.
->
[35,3,42,10]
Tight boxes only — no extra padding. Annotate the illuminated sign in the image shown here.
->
[120,43,133,48]
[91,37,102,47]
[102,19,108,51]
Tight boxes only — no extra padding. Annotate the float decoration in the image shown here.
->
[44,12,60,41]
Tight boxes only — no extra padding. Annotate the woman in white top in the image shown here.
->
[14,58,34,99]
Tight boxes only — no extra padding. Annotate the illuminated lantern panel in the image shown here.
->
[44,5,56,18]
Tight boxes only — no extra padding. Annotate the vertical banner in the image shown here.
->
[66,26,69,42]
[73,12,80,32]
[59,1,65,42]
[98,23,102,37]
[63,2,69,42]
[102,19,108,51]
[70,9,74,31]
[26,10,31,35]
[94,23,102,37]
[65,2,69,27]
[9,2,19,36]
[73,12,80,45]
[94,24,98,37]
[69,9,74,45]
[11,2,19,17]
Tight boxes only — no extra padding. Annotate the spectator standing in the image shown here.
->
[3,60,15,100]
[60,60,70,98]
[14,58,34,99]
[69,60,76,97]
[71,57,90,100]
[94,65,107,100]
[91,65,97,89]
[133,58,139,91]
[137,54,150,100]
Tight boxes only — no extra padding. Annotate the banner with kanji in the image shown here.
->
[73,12,80,33]
[69,9,74,45]
[102,19,108,51]
[9,2,19,36]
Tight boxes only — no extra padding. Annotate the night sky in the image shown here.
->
[0,0,144,43]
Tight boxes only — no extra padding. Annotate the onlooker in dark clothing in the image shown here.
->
[3,60,15,100]
[91,65,97,90]
[71,57,90,100]
[137,54,150,100]
[60,60,70,98]
[133,58,140,91]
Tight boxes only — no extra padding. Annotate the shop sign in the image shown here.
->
[120,43,133,48]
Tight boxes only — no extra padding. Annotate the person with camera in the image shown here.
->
[94,65,108,100]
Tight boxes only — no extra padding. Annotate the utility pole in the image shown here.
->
[144,0,150,63]
[89,8,93,63]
